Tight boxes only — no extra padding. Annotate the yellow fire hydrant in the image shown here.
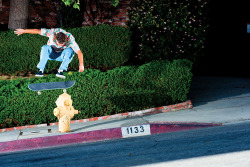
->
[53,93,80,133]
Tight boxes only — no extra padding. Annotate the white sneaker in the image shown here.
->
[35,69,44,77]
[56,70,65,79]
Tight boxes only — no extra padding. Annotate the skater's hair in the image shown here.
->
[55,32,67,44]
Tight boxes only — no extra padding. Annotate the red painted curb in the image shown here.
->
[0,122,221,154]
[0,100,193,133]
[150,123,222,135]
[0,128,122,153]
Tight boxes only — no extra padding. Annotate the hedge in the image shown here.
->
[0,24,132,75]
[0,59,192,129]
[128,0,209,64]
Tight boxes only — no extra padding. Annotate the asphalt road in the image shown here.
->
[1,122,250,167]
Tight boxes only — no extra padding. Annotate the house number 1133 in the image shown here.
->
[126,125,144,134]
[121,124,151,138]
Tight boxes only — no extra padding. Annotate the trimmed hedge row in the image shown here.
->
[0,25,132,75]
[0,59,192,129]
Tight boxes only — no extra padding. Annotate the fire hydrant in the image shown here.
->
[53,93,80,133]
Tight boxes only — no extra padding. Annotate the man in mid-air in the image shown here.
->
[14,28,85,79]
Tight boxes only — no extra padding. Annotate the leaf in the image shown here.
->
[111,0,119,7]
[73,3,80,10]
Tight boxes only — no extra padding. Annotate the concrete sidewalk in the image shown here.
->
[1,76,250,153]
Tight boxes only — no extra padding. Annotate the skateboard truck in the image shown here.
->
[37,89,66,95]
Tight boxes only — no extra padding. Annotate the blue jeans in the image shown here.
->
[37,45,75,71]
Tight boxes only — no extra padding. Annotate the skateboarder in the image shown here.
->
[14,28,85,79]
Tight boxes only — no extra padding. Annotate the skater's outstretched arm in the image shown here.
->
[76,50,85,72]
[14,29,41,36]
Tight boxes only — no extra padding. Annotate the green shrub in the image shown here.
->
[0,59,192,128]
[128,0,209,63]
[0,25,132,75]
[69,25,132,70]
[0,30,46,75]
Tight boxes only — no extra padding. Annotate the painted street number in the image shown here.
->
[121,124,151,138]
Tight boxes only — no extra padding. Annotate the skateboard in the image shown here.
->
[28,81,75,95]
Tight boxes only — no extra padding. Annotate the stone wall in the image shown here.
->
[0,0,131,29]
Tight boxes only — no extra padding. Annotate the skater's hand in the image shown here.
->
[79,65,84,72]
[14,29,25,36]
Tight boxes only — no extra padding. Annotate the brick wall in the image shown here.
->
[0,0,131,29]
[83,0,130,27]
[0,0,10,25]
[28,0,59,28]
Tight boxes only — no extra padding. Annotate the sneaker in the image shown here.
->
[35,69,44,77]
[56,71,66,79]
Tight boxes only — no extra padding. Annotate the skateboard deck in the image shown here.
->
[28,81,75,92]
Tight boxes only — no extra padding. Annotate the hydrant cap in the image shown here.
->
[55,93,72,107]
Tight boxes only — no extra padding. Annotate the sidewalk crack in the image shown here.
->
[17,130,22,140]
[140,116,150,124]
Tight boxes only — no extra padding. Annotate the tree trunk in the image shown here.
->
[8,0,29,29]
[0,0,3,11]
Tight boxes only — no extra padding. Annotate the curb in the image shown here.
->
[0,100,193,133]
[0,122,220,154]
[0,124,47,133]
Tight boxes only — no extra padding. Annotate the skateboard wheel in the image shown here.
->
[38,91,41,95]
